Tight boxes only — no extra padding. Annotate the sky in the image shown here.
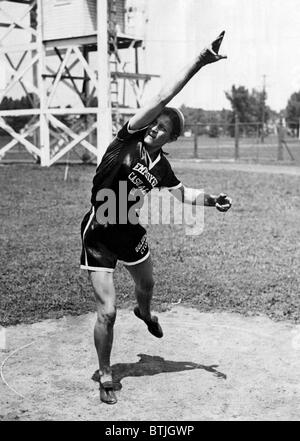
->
[142,0,300,111]
[1,0,300,111]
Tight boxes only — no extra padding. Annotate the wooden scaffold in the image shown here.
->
[0,0,159,166]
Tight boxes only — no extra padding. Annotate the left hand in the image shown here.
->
[215,193,232,212]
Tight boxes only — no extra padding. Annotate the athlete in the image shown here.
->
[80,31,232,404]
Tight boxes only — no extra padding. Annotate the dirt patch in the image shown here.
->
[1,306,300,421]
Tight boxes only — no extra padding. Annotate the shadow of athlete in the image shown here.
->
[92,353,227,390]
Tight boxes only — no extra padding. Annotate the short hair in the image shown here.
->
[160,107,185,140]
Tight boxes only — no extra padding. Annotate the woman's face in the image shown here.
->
[143,114,174,148]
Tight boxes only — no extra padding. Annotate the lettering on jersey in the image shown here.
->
[128,172,143,187]
[132,163,158,187]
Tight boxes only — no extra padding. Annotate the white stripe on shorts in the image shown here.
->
[119,250,150,266]
[82,206,95,267]
[80,265,114,272]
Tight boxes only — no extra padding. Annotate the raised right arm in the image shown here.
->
[128,31,227,131]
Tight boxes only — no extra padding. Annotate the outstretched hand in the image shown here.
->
[199,31,227,66]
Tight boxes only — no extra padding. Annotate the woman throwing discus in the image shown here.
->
[80,31,232,404]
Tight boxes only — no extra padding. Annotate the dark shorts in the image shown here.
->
[80,207,150,272]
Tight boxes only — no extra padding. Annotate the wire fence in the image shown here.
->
[1,117,300,165]
[165,120,300,164]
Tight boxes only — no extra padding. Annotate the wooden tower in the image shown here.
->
[0,0,159,166]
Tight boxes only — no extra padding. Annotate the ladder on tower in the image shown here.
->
[109,0,121,133]
[110,58,119,106]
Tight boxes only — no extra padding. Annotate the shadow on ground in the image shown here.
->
[92,353,227,390]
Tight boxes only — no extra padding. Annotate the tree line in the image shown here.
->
[1,86,300,137]
[180,85,300,137]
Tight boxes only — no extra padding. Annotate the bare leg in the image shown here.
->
[125,256,163,337]
[89,270,117,403]
[125,256,154,321]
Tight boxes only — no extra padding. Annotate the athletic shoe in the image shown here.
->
[134,306,163,338]
[99,381,117,405]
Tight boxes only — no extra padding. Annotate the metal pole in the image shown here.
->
[234,114,239,160]
[97,0,112,165]
[193,124,198,158]
[255,123,260,162]
[261,74,266,144]
[277,119,284,161]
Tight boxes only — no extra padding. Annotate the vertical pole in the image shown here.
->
[135,45,140,108]
[261,74,266,144]
[82,46,93,150]
[193,124,198,158]
[30,2,39,155]
[122,76,126,106]
[298,118,300,140]
[97,0,112,165]
[135,46,139,82]
[277,118,284,161]
[234,114,239,160]
[255,123,260,163]
[30,4,38,97]
[216,132,219,159]
[37,0,50,166]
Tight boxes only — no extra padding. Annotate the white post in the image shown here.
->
[37,0,50,166]
[97,0,112,165]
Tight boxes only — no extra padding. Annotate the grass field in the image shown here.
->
[1,163,300,327]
